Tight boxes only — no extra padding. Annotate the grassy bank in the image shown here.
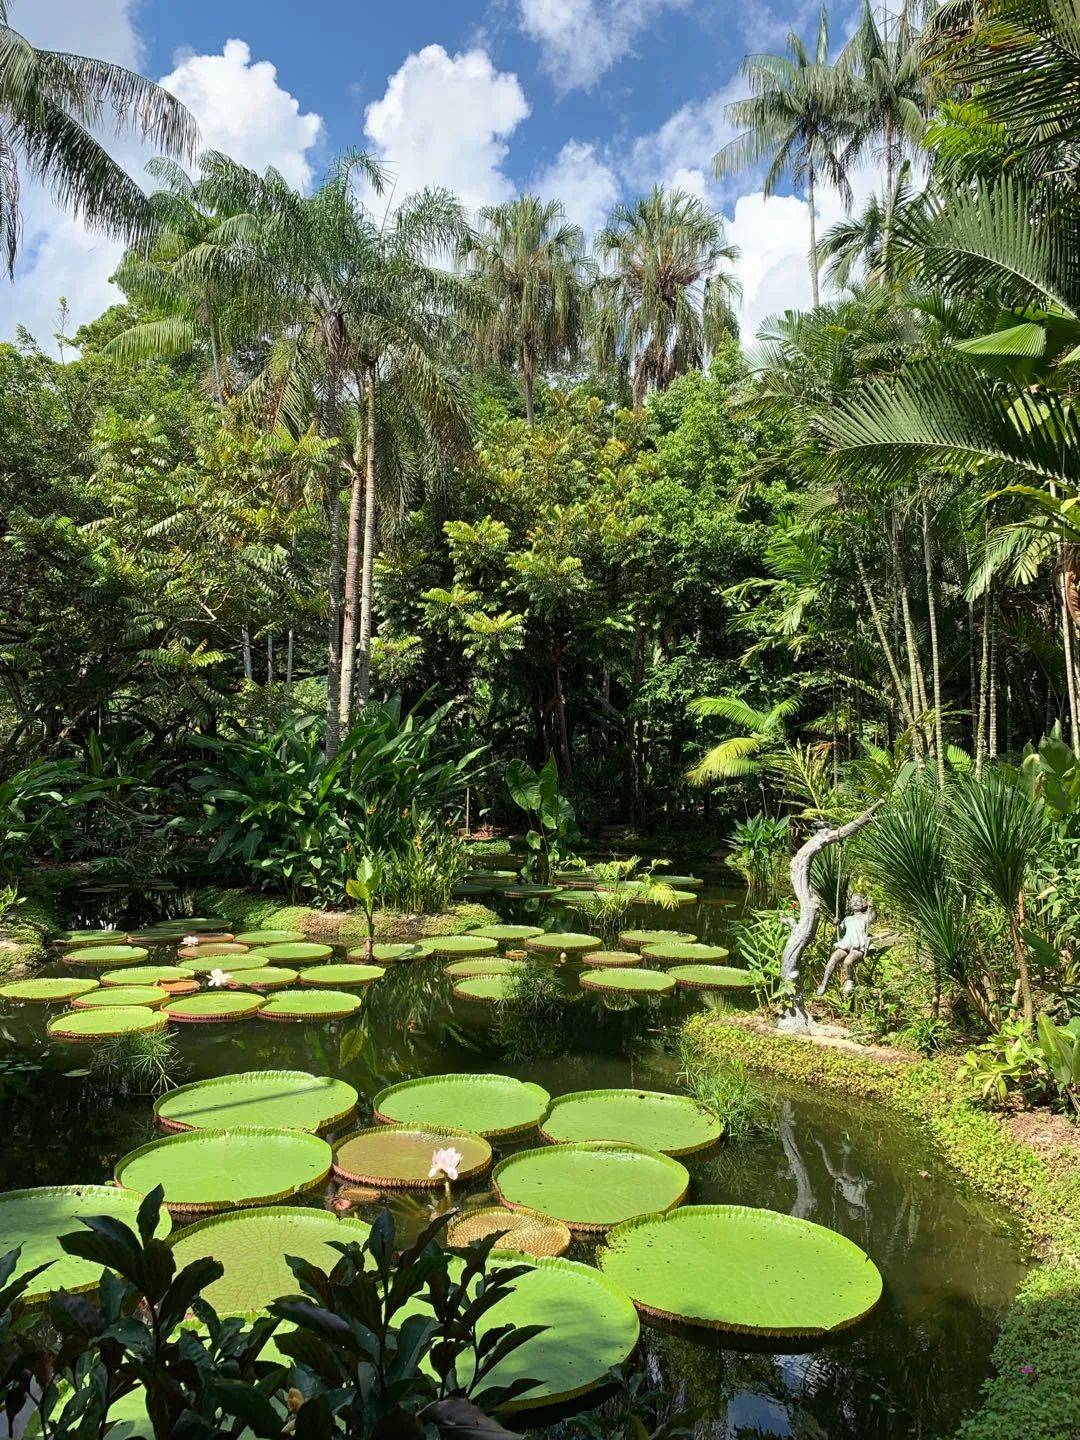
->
[194,886,498,949]
[0,873,72,976]
[681,1015,1080,1440]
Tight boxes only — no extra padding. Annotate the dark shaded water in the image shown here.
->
[0,870,1025,1439]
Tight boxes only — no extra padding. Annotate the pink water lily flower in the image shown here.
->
[428,1146,464,1182]
[207,968,232,988]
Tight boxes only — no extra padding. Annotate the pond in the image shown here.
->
[0,868,1026,1439]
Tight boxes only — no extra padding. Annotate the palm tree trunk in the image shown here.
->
[975,587,990,779]
[552,649,572,779]
[890,516,925,758]
[324,483,343,760]
[807,160,820,308]
[1063,584,1080,755]
[337,446,365,732]
[267,633,274,683]
[285,627,294,697]
[989,608,998,758]
[854,549,915,729]
[922,505,945,786]
[208,300,224,404]
[356,363,379,709]
[522,340,535,426]
[241,629,252,682]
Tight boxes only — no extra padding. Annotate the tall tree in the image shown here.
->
[460,194,590,425]
[716,6,855,307]
[0,0,196,275]
[841,0,929,197]
[593,185,739,410]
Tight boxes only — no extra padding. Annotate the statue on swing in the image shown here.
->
[816,893,875,998]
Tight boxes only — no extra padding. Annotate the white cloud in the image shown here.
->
[518,0,691,92]
[532,140,619,238]
[363,46,529,211]
[626,80,743,200]
[0,13,322,350]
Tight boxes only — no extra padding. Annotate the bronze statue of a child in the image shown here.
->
[816,892,875,998]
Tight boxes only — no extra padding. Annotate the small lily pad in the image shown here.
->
[0,977,100,1004]
[258,989,362,1021]
[155,1070,357,1133]
[580,969,675,996]
[163,992,265,1023]
[374,1073,550,1137]
[333,1124,491,1188]
[299,963,385,988]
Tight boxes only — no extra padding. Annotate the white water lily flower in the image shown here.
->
[182,935,200,947]
[428,1146,463,1182]
[207,968,232,988]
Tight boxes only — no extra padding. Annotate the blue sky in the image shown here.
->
[1,0,874,348]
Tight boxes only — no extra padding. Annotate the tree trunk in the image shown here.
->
[854,549,915,729]
[1061,574,1080,755]
[552,652,572,779]
[267,633,274,684]
[975,587,990,779]
[890,516,926,758]
[778,803,882,1031]
[988,607,998,758]
[356,364,379,709]
[522,340,535,426]
[324,483,343,760]
[241,629,252,683]
[922,505,946,786]
[285,627,294,697]
[337,446,365,732]
[807,160,820,308]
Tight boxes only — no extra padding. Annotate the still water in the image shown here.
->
[0,873,1026,1439]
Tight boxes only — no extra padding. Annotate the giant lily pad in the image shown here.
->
[541,1089,722,1156]
[446,1205,571,1258]
[465,868,519,882]
[449,1253,640,1409]
[257,942,333,964]
[155,1070,357,1133]
[494,1142,687,1232]
[299,963,385,989]
[57,930,123,948]
[101,965,194,987]
[233,929,306,946]
[169,1206,370,1314]
[47,1006,167,1039]
[443,957,518,978]
[453,975,512,1004]
[0,1186,170,1303]
[228,966,298,992]
[115,1127,333,1213]
[629,888,697,905]
[357,942,427,963]
[258,989,362,1021]
[669,964,755,991]
[333,1124,491,1188]
[618,929,696,949]
[177,942,250,960]
[63,944,148,968]
[580,969,675,997]
[502,885,559,898]
[0,977,99,1004]
[181,952,270,975]
[640,941,730,964]
[654,874,703,889]
[373,1073,550,1137]
[579,950,642,968]
[71,985,167,1010]
[467,924,544,943]
[163,992,265,1023]
[420,934,499,958]
[524,932,601,955]
[598,1205,883,1337]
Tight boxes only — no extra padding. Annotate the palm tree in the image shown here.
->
[716,6,855,307]
[816,160,923,290]
[686,693,800,784]
[460,194,590,425]
[840,0,929,197]
[0,1,196,274]
[593,186,739,410]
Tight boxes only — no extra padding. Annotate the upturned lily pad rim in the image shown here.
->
[181,952,270,975]
[356,942,428,962]
[502,885,560,897]
[446,1205,571,1259]
[524,932,602,953]
[163,992,266,1023]
[154,1070,358,1134]
[640,942,730,964]
[168,1206,371,1316]
[373,1073,550,1138]
[493,1141,689,1232]
[443,957,519,978]
[101,965,195,986]
[56,931,124,947]
[598,1205,884,1337]
[0,977,100,1003]
[63,944,149,967]
[333,1123,492,1189]
[420,934,500,957]
[539,1088,723,1157]
[177,942,250,960]
[579,951,642,968]
[47,1006,167,1039]
[115,1126,333,1213]
[257,942,334,963]
[0,1185,171,1304]
[669,964,755,990]
[233,930,306,945]
[71,985,168,1010]
[228,966,298,991]
[618,930,696,949]
[466,924,545,942]
[257,989,362,1021]
[580,969,675,996]
[654,874,703,888]
[453,975,512,1004]
[298,963,385,988]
